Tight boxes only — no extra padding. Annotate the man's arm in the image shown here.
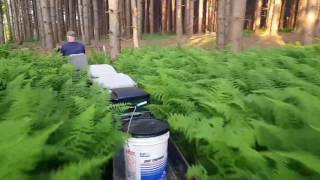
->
[82,44,86,54]
[60,45,66,56]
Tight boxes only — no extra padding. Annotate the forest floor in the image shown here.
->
[17,31,320,53]
[86,31,320,52]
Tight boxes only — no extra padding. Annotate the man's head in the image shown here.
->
[66,31,76,42]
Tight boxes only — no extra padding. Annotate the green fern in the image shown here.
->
[116,44,320,179]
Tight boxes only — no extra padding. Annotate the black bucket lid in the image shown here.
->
[111,87,149,101]
[123,118,169,138]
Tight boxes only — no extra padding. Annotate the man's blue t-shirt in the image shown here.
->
[61,42,86,56]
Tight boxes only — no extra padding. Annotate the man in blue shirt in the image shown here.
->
[61,31,86,56]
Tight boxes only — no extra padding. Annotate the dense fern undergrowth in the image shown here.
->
[115,45,320,179]
[0,45,124,180]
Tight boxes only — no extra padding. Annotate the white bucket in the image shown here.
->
[124,132,170,180]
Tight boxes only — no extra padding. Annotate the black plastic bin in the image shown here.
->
[111,87,149,105]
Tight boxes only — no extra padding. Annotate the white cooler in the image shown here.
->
[92,73,137,90]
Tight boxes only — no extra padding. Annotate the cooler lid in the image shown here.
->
[111,87,149,101]
[123,118,169,138]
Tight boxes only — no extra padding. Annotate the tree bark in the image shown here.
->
[131,0,140,47]
[69,0,76,31]
[144,0,148,33]
[205,0,210,32]
[217,0,226,48]
[289,0,299,28]
[49,0,58,45]
[302,0,318,44]
[176,0,183,38]
[229,0,247,51]
[184,0,190,34]
[0,0,5,43]
[224,0,231,42]
[5,0,13,41]
[109,0,121,59]
[119,0,126,36]
[254,0,263,31]
[11,0,21,43]
[171,0,176,32]
[83,0,91,44]
[166,0,171,31]
[198,0,204,33]
[189,0,194,35]
[266,0,282,35]
[137,0,143,38]
[162,0,167,32]
[36,0,45,46]
[125,0,131,37]
[149,0,154,33]
[77,0,85,41]
[40,0,54,49]
[92,0,100,43]
[297,0,308,32]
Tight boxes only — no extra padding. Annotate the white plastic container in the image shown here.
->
[89,64,117,78]
[124,119,169,180]
[92,73,137,89]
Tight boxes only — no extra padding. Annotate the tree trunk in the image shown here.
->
[189,0,194,35]
[36,0,45,46]
[55,0,62,42]
[289,0,299,28]
[297,0,308,32]
[22,0,32,39]
[266,0,275,33]
[224,0,231,42]
[69,0,76,31]
[40,0,54,49]
[172,0,176,33]
[315,2,320,37]
[254,0,263,31]
[109,0,121,59]
[106,0,109,34]
[144,0,148,33]
[302,0,318,44]
[229,0,247,51]
[149,0,154,33]
[166,0,171,31]
[83,0,91,44]
[184,0,190,34]
[49,0,58,45]
[217,0,226,48]
[92,0,99,43]
[162,0,167,32]
[78,0,85,42]
[176,0,183,38]
[119,0,126,36]
[0,0,4,43]
[125,0,131,37]
[88,1,94,40]
[131,0,140,47]
[198,0,204,33]
[11,0,21,43]
[279,0,286,30]
[266,0,282,35]
[5,0,13,41]
[212,0,218,32]
[137,0,143,38]
[205,0,210,32]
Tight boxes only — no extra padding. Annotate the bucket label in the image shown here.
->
[141,156,167,180]
[125,149,137,179]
